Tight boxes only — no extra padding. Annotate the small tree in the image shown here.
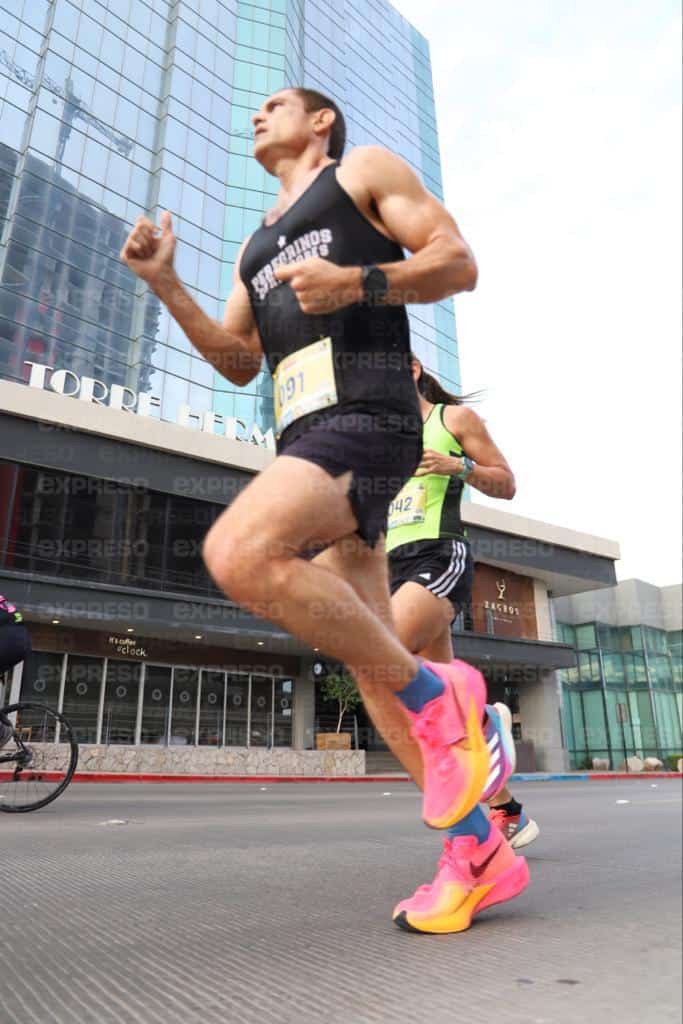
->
[321,672,362,733]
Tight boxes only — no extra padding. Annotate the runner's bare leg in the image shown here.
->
[203,455,418,692]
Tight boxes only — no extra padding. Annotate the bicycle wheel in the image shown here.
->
[0,702,79,812]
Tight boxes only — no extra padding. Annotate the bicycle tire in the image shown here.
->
[0,702,79,813]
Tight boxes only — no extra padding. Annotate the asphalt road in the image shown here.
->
[1,780,681,1024]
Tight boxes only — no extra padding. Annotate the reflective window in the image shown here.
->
[170,667,198,745]
[141,664,172,744]
[102,660,141,745]
[273,677,293,747]
[62,654,102,743]
[249,674,272,747]
[225,673,248,746]
[18,651,64,740]
[198,670,225,746]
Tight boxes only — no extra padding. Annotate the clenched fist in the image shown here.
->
[120,210,176,286]
[274,257,362,314]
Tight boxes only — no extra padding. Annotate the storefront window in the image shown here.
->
[653,691,683,754]
[62,655,103,743]
[141,664,172,744]
[170,667,198,745]
[102,660,141,745]
[604,689,632,764]
[603,653,625,686]
[273,677,293,747]
[644,627,668,656]
[249,674,272,747]
[12,651,298,749]
[624,653,648,686]
[581,690,609,756]
[597,624,621,652]
[198,670,225,746]
[18,650,64,740]
[225,673,248,746]
[575,624,596,651]
[630,626,644,650]
[649,655,674,689]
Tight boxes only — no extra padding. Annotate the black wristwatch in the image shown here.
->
[361,265,388,304]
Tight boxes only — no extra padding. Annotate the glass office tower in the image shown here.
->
[0,0,460,434]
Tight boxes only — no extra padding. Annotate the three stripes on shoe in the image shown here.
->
[485,728,505,796]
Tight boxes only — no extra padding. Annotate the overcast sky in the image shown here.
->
[391,0,681,587]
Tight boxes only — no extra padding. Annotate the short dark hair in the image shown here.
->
[293,87,346,160]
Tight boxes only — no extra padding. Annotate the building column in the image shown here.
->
[293,662,315,751]
[9,659,23,704]
[517,669,568,772]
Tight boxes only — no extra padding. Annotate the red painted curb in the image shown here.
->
[68,771,682,784]
[71,773,414,784]
[588,772,682,780]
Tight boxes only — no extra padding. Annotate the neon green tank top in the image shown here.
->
[385,404,466,553]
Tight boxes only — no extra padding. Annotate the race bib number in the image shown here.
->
[273,337,338,438]
[387,481,426,530]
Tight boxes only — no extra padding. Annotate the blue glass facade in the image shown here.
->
[0,0,460,435]
[557,620,683,769]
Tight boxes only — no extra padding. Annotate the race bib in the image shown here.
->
[273,337,338,438]
[387,480,426,530]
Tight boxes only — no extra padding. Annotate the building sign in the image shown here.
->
[23,361,276,451]
[471,566,537,640]
[483,577,522,620]
[107,635,148,658]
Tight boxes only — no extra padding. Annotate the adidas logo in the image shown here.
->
[419,572,431,580]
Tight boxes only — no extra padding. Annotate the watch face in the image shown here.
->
[364,267,388,300]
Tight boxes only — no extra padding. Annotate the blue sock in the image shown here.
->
[446,806,492,844]
[397,664,445,713]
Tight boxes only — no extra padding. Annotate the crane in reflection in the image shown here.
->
[0,48,133,171]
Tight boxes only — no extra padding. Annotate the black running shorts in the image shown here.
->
[279,410,422,548]
[388,537,473,610]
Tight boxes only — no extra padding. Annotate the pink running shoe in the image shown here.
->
[408,659,489,830]
[393,830,530,934]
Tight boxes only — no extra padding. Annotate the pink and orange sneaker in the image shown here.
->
[392,829,530,934]
[408,659,489,830]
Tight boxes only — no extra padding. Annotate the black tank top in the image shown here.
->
[239,162,420,443]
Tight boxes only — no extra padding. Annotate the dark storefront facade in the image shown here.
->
[1,387,621,772]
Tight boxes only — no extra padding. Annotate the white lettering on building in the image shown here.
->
[23,361,275,451]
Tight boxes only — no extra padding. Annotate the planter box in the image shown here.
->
[315,732,352,751]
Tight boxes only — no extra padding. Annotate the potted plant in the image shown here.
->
[316,672,361,750]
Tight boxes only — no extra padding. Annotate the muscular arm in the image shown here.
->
[344,146,478,303]
[151,264,262,387]
[442,405,516,500]
[121,215,263,387]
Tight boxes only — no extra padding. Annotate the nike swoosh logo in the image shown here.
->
[470,845,500,879]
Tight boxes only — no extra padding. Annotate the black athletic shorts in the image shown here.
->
[0,623,32,673]
[388,537,473,610]
[279,409,422,548]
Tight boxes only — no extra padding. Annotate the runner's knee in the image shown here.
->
[203,524,293,603]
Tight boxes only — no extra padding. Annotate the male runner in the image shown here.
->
[387,358,535,932]
[121,87,498,866]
